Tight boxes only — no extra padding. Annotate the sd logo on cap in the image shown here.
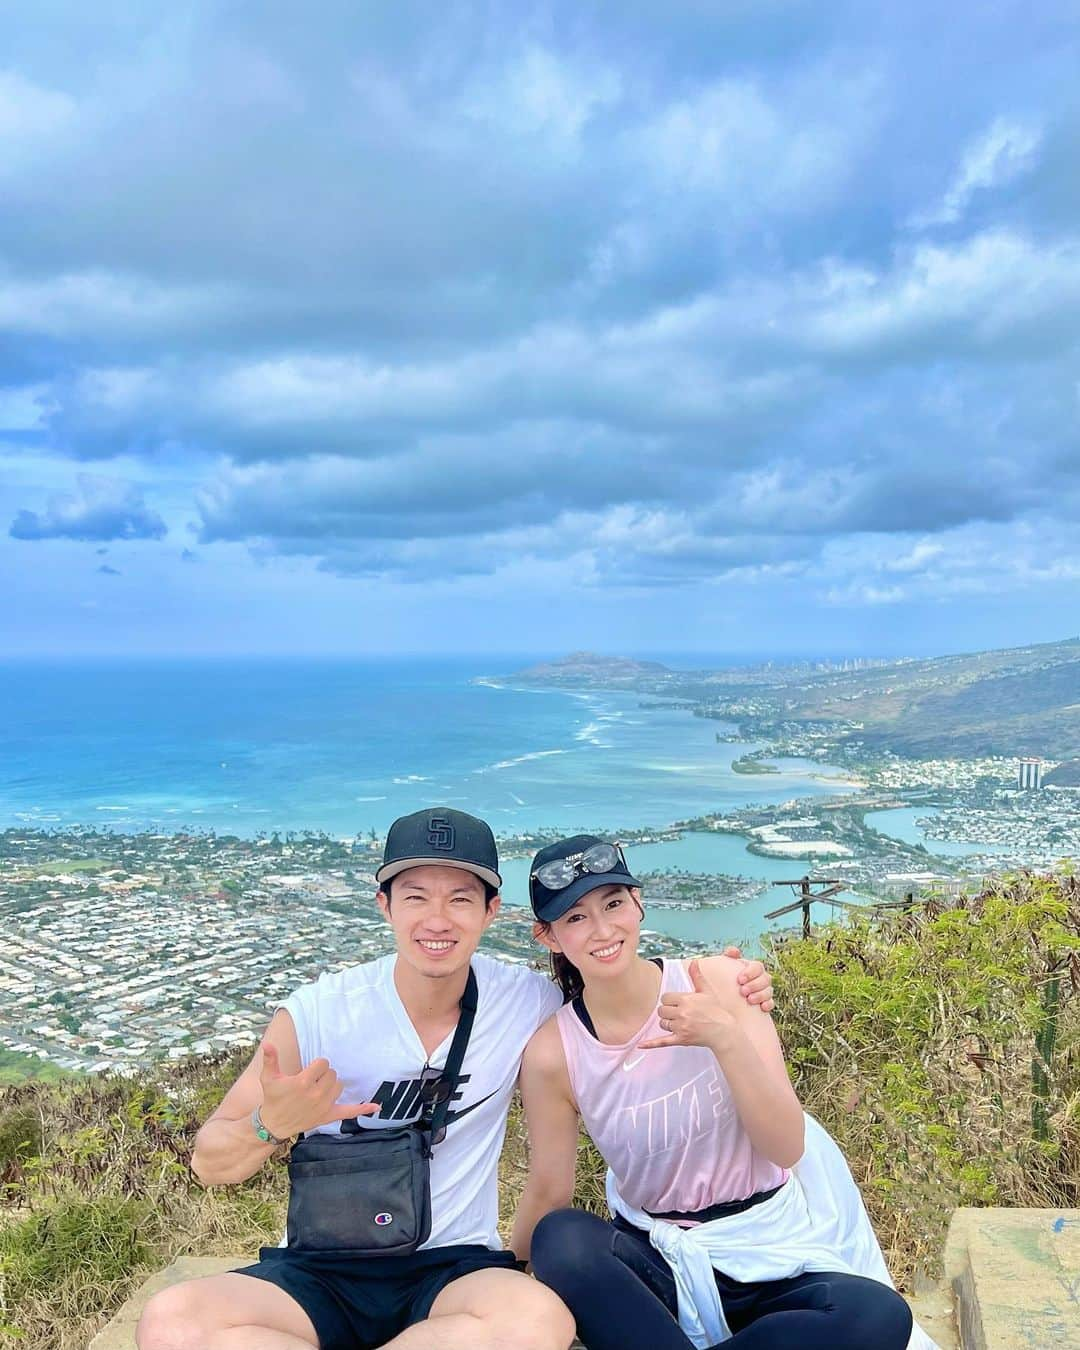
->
[376,807,501,889]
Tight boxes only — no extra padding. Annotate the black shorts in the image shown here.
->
[235,1244,519,1350]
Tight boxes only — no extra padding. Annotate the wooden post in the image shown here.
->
[764,877,844,940]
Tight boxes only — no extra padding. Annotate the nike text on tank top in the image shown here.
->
[281,952,563,1250]
[556,959,787,1215]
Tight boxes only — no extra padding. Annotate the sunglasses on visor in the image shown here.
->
[531,841,626,893]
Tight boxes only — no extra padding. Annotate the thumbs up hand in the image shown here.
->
[639,958,739,1056]
[721,946,775,1013]
[258,1041,380,1141]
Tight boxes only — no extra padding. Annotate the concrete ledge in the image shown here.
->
[945,1207,1080,1349]
[906,1278,960,1350]
[88,1256,247,1350]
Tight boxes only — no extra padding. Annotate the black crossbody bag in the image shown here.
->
[285,966,478,1257]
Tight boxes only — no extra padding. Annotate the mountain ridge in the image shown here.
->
[509,637,1080,759]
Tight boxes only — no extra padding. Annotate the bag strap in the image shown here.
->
[425,965,478,1147]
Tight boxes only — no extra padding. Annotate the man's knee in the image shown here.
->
[136,1283,208,1350]
[490,1279,575,1350]
[136,1272,317,1350]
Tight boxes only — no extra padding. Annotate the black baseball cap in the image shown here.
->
[529,834,641,923]
[376,807,501,890]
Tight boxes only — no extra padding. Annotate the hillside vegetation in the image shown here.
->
[1,870,1077,1349]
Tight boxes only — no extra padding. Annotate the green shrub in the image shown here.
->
[0,1194,158,1335]
[769,868,1079,1281]
[0,1105,42,1182]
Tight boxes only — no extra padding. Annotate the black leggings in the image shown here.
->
[531,1209,912,1350]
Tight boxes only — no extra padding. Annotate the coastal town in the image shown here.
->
[0,829,567,1076]
[0,827,706,1077]
[3,642,1079,1078]
[3,742,1077,1078]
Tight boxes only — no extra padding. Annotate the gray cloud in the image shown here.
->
[10,474,167,542]
[3,1,1079,610]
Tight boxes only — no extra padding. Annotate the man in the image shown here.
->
[137,808,773,1350]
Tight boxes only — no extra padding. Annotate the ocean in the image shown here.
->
[0,656,859,946]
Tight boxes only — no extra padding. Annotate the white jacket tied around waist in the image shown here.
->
[606,1113,940,1350]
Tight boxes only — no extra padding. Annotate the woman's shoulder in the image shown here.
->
[523,1011,569,1073]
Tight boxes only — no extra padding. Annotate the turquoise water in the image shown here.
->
[864,806,1012,858]
[0,658,856,840]
[499,834,860,952]
[0,657,869,953]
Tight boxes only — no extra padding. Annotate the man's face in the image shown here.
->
[377,864,500,980]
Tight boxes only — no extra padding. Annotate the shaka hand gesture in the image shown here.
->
[639,958,740,1056]
[258,1041,380,1140]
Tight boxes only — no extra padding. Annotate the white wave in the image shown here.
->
[392,775,430,784]
[474,748,568,773]
[96,805,132,812]
[484,683,592,703]
[355,794,388,802]
[574,722,612,747]
[508,792,525,805]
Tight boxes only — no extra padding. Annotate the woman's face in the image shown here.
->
[537,883,644,980]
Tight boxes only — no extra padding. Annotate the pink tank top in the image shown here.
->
[556,959,787,1215]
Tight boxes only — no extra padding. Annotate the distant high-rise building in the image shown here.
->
[1018,758,1043,790]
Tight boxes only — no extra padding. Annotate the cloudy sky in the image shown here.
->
[3,1,1079,659]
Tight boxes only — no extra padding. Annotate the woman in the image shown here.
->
[509,835,933,1350]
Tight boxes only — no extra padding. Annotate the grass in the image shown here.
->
[0,1051,73,1089]
[1,868,1077,1347]
[26,860,112,878]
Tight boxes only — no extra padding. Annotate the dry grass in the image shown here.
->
[2,869,1076,1347]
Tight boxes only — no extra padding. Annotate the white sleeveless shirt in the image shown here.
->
[556,958,787,1214]
[281,952,563,1249]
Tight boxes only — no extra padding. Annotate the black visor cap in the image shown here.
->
[529,834,641,923]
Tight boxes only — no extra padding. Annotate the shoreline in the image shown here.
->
[0,774,1001,883]
[5,661,1070,896]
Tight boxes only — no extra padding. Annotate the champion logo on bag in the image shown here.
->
[374,1212,393,1226]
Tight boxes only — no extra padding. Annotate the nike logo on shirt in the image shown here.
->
[444,1089,499,1124]
[623,1055,645,1071]
[340,1074,499,1132]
